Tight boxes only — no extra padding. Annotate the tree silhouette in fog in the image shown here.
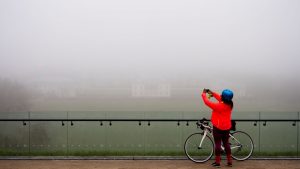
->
[0,78,32,112]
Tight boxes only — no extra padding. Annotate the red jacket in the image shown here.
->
[202,91,232,130]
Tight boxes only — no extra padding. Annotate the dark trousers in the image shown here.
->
[213,127,231,157]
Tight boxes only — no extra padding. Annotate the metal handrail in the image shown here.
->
[0,118,299,122]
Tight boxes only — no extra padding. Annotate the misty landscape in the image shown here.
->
[1,1,300,159]
[1,0,300,113]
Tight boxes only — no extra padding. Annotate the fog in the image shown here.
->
[0,0,300,112]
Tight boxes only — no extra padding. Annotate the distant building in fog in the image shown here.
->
[131,84,171,98]
[37,86,78,98]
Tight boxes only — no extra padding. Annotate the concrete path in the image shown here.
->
[0,160,300,169]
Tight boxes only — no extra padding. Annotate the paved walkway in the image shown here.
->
[0,160,300,169]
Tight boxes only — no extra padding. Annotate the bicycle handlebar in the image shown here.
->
[196,118,211,131]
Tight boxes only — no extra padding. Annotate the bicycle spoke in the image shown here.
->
[230,131,254,161]
[184,133,214,163]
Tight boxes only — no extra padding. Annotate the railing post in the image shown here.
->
[296,112,299,157]
[143,112,146,156]
[67,111,69,156]
[258,111,261,155]
[28,111,31,155]
[105,112,108,154]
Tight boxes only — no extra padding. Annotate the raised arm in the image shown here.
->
[212,92,222,102]
[202,92,222,111]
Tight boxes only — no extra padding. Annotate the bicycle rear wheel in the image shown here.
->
[230,131,254,161]
[184,132,214,163]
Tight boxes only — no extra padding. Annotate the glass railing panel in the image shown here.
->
[29,121,67,155]
[259,121,297,156]
[68,121,106,156]
[106,112,145,156]
[29,112,68,155]
[0,121,29,155]
[0,111,299,157]
[145,112,182,156]
[0,112,29,155]
[67,111,107,155]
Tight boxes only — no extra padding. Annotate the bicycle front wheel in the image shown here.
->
[230,131,254,161]
[184,132,214,163]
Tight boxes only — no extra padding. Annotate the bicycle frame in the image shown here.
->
[198,123,211,148]
[229,135,242,150]
[198,121,242,151]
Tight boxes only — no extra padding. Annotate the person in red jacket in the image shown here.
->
[202,88,234,167]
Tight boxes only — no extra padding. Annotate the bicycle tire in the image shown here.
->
[230,131,254,161]
[184,132,214,163]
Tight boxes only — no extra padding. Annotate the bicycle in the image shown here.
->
[184,118,254,163]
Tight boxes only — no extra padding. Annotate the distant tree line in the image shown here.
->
[0,78,32,112]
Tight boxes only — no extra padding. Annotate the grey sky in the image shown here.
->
[0,0,300,111]
[1,0,300,77]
